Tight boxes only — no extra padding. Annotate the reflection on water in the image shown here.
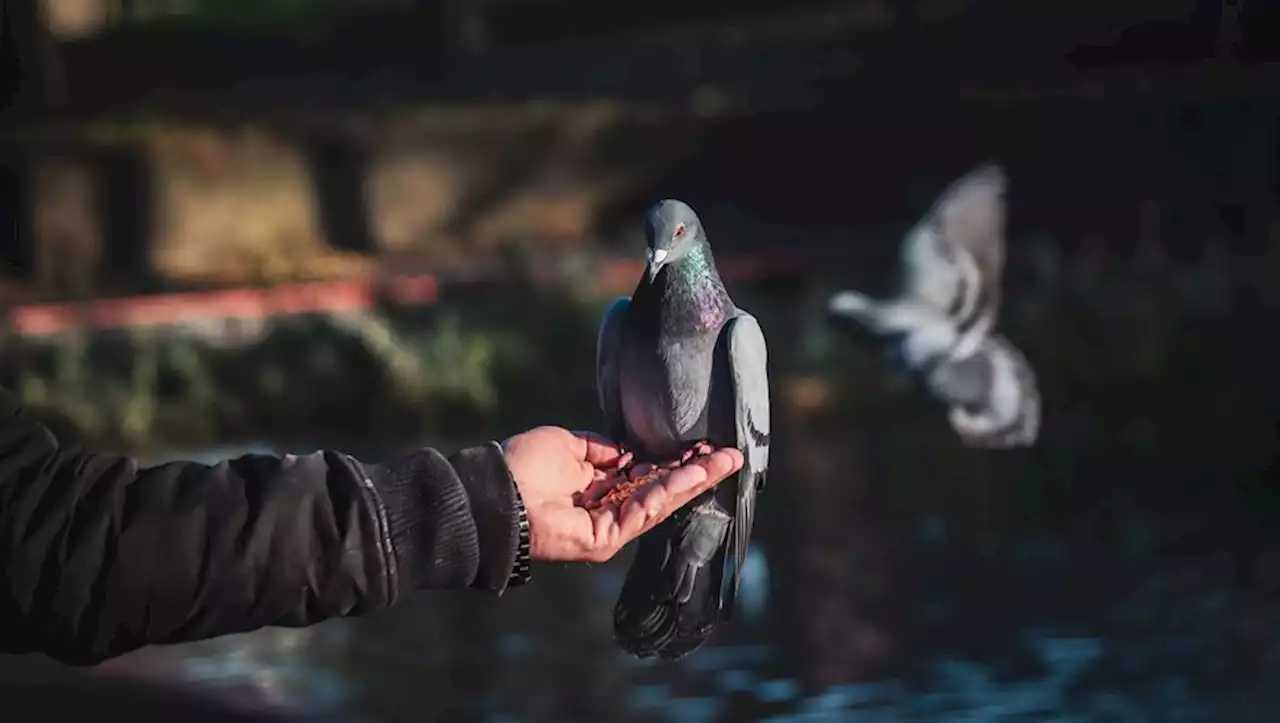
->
[119,551,1271,722]
[55,423,1273,723]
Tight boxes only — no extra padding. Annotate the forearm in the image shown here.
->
[0,392,521,665]
[364,441,523,595]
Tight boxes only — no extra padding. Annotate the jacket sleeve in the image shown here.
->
[0,390,522,666]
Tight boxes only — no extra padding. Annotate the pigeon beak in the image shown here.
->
[646,249,669,282]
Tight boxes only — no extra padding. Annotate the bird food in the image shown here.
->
[580,468,663,511]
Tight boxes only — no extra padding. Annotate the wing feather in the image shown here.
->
[596,297,631,440]
[946,332,1041,448]
[721,312,770,612]
[900,164,1008,341]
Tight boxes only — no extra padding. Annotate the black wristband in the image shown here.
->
[508,481,532,587]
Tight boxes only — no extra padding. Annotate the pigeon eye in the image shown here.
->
[673,224,686,240]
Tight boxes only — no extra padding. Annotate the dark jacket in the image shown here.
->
[0,388,523,666]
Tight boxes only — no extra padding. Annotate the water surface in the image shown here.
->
[75,428,1279,723]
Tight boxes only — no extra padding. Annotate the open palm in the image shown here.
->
[501,427,743,564]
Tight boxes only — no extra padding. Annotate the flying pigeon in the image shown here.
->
[593,199,771,660]
[828,165,1040,448]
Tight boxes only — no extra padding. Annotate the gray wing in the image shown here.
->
[723,312,771,607]
[935,332,1041,448]
[596,297,631,440]
[899,164,1008,352]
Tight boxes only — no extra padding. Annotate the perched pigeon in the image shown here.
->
[595,199,771,660]
[828,165,1040,448]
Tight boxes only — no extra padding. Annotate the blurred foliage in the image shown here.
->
[0,310,501,453]
[0,245,610,453]
[0,231,1275,532]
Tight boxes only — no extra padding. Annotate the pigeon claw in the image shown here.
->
[580,441,713,511]
[676,440,714,466]
[613,446,635,474]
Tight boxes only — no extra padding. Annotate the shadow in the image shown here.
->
[520,566,627,723]
[90,146,159,294]
[0,146,33,279]
[770,420,905,690]
[1239,0,1280,61]
[337,593,465,722]
[440,123,564,243]
[32,0,1082,116]
[49,0,857,115]
[0,677,340,723]
[15,145,160,298]
[437,0,490,60]
[300,135,376,254]
[441,593,501,722]
[1065,0,1224,67]
[0,0,65,118]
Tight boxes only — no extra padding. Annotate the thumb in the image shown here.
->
[571,429,626,467]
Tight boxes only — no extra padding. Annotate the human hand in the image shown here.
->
[500,426,743,564]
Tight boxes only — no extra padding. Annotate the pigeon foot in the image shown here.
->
[580,441,713,510]
[612,445,635,475]
[674,440,714,466]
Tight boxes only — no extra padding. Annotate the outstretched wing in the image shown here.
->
[596,297,631,441]
[721,312,770,611]
[899,165,1008,356]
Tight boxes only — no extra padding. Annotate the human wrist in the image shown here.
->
[448,441,530,592]
[507,471,532,587]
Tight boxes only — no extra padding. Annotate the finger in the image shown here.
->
[578,468,624,506]
[620,468,698,528]
[627,462,658,480]
[664,448,743,498]
[625,448,741,521]
[588,473,683,554]
[615,448,744,541]
[616,494,656,543]
[570,429,625,467]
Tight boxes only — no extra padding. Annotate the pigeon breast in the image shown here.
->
[616,323,723,461]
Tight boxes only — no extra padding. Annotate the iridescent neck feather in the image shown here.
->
[636,241,734,334]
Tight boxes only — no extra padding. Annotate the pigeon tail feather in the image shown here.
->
[613,513,728,661]
[943,334,1040,448]
[652,538,728,661]
[613,527,680,658]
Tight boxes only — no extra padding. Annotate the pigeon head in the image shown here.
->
[642,199,705,282]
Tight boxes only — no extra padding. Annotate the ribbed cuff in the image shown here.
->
[448,442,521,595]
[369,448,480,595]
[368,443,520,598]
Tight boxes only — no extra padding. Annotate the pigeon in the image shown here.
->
[828,165,1040,448]
[595,199,770,660]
